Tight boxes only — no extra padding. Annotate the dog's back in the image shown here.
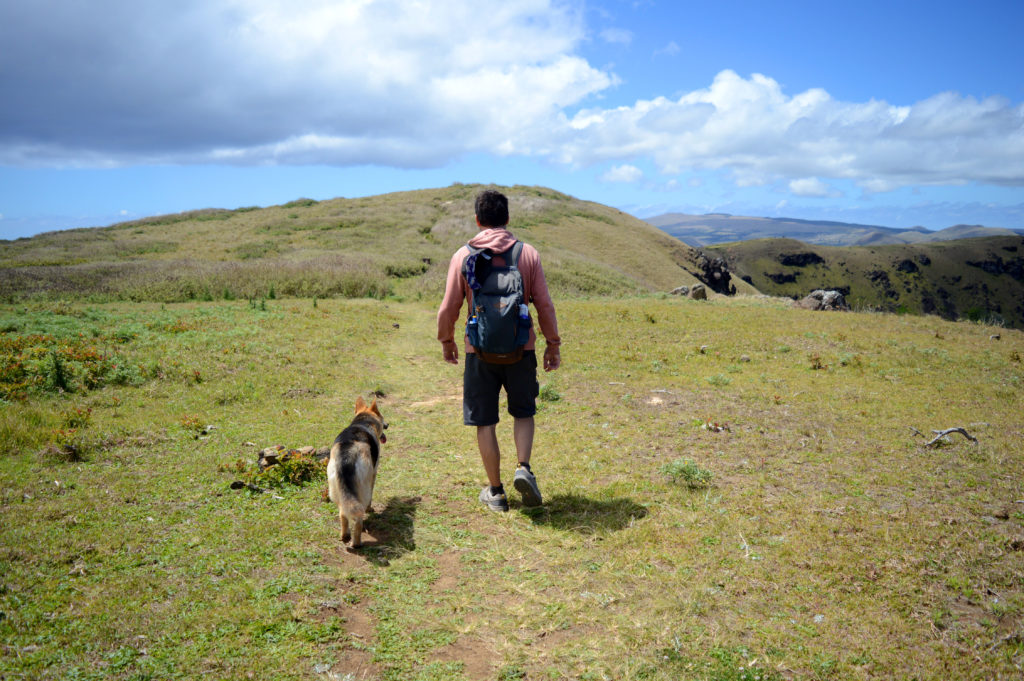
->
[327,421,380,520]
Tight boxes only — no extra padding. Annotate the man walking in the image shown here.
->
[437,189,561,511]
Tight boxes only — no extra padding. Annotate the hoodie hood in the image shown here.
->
[468,227,518,253]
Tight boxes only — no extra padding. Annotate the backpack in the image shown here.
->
[462,241,531,364]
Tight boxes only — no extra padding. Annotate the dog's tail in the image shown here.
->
[327,442,368,522]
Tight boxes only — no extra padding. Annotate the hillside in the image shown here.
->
[0,185,757,302]
[708,235,1024,327]
[648,212,1020,247]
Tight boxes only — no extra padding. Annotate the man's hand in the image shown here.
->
[442,340,459,365]
[543,345,561,372]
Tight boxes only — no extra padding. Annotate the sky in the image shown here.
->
[1,0,1023,240]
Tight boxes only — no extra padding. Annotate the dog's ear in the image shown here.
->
[355,395,367,412]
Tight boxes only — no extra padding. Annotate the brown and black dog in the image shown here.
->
[327,397,388,548]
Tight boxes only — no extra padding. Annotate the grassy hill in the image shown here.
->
[0,185,755,302]
[1,295,1022,680]
[708,236,1024,328]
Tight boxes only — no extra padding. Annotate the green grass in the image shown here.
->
[1,295,1023,680]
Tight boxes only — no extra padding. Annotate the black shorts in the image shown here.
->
[463,351,539,426]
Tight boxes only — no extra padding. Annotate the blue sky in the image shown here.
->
[1,0,1022,240]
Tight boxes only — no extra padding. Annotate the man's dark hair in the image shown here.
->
[474,190,509,227]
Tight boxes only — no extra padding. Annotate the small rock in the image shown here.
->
[689,283,707,300]
[257,453,279,470]
[670,285,690,296]
[739,355,751,362]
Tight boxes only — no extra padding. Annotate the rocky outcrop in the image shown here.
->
[694,253,735,295]
[794,289,850,311]
[779,252,825,267]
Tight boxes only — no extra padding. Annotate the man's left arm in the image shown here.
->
[526,248,561,371]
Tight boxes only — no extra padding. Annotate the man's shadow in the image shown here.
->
[519,494,648,533]
[356,495,421,566]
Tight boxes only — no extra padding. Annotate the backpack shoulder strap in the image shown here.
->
[503,241,524,269]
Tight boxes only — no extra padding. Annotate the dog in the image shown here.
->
[327,396,388,548]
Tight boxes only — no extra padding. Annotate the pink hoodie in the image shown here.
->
[436,228,561,353]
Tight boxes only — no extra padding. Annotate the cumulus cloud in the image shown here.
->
[0,0,611,167]
[1,2,1022,195]
[600,164,644,183]
[559,70,1024,190]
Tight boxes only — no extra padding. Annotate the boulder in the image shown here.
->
[694,253,735,295]
[689,283,707,300]
[670,285,690,296]
[794,289,850,311]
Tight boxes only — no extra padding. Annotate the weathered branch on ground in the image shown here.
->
[923,427,978,447]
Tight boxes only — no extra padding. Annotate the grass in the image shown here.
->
[1,295,1023,680]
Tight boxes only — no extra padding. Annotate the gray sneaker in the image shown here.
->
[479,486,509,512]
[513,466,542,507]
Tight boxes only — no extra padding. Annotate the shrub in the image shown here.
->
[252,453,326,489]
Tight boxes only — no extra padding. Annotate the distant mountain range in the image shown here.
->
[645,213,1023,247]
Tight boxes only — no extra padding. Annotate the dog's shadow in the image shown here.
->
[356,495,421,566]
[519,494,648,533]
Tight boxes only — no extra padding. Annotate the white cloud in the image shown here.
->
[789,177,841,198]
[655,41,680,57]
[0,2,1022,196]
[0,0,610,167]
[600,28,633,45]
[557,70,1024,191]
[600,164,644,183]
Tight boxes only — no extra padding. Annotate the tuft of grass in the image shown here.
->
[539,382,562,402]
[660,459,713,488]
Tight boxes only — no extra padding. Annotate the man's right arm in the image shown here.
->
[436,249,467,364]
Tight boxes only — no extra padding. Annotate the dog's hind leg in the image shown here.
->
[350,518,363,548]
[340,511,350,544]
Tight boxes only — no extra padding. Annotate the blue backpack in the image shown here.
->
[462,241,531,364]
